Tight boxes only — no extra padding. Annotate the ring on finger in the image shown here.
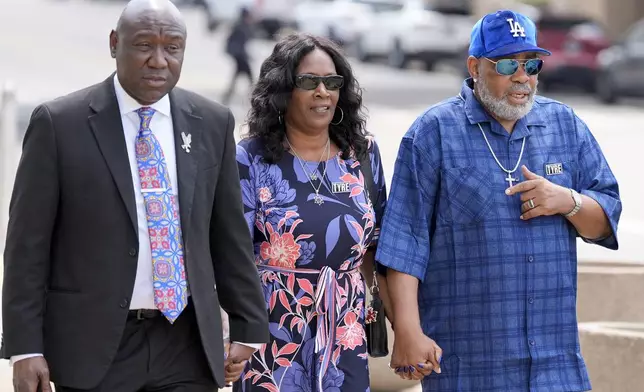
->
[528,199,535,209]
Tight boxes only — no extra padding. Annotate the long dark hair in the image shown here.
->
[245,33,369,164]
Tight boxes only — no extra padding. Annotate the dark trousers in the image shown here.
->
[222,55,253,105]
[55,301,217,392]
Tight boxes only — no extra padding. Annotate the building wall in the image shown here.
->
[605,0,644,38]
[471,0,644,38]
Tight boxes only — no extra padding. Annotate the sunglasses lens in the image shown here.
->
[296,76,319,90]
[324,76,344,90]
[525,59,543,76]
[296,75,344,90]
[496,59,519,75]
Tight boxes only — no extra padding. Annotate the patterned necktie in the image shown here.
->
[135,107,188,323]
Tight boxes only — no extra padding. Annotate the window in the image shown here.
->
[424,0,471,15]
[626,20,644,44]
[352,0,403,12]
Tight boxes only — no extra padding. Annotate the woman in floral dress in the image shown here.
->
[233,33,391,392]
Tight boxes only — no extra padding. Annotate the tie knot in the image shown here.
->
[137,107,156,130]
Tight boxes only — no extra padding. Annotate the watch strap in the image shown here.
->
[564,188,582,217]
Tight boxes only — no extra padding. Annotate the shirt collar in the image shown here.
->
[113,74,171,118]
[459,78,546,128]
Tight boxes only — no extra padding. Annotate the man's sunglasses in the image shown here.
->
[484,58,544,76]
[295,74,344,91]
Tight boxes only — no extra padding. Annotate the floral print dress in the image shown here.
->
[234,137,387,392]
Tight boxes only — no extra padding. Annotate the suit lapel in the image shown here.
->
[170,90,202,238]
[88,76,138,234]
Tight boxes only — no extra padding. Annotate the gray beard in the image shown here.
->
[475,74,537,122]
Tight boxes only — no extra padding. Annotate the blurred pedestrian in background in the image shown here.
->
[234,33,392,392]
[222,7,254,105]
[377,9,621,392]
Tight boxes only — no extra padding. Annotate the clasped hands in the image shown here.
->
[505,166,575,220]
[389,326,443,381]
[223,342,256,386]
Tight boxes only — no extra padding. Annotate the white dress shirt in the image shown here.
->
[116,73,178,310]
[10,75,258,366]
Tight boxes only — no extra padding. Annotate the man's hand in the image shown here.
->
[13,357,52,392]
[390,326,442,381]
[223,343,255,385]
[505,165,575,220]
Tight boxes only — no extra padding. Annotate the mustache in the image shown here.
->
[506,84,533,95]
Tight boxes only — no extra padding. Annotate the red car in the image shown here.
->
[536,15,612,92]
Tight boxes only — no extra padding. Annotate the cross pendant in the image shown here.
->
[505,172,518,187]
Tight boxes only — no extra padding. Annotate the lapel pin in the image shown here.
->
[181,132,192,153]
[545,162,563,176]
[331,182,351,194]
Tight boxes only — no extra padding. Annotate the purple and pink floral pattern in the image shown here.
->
[235,137,387,392]
[135,107,187,323]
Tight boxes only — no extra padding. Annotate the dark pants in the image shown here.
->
[222,55,253,104]
[55,301,217,392]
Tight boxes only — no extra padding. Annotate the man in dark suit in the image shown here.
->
[1,0,268,390]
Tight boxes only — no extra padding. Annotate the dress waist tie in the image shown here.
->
[258,264,361,391]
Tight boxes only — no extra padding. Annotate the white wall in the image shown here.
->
[0,81,19,257]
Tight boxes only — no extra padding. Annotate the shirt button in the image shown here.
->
[120,298,129,308]
[129,248,137,257]
[528,297,534,304]
[528,255,534,262]
[529,339,536,346]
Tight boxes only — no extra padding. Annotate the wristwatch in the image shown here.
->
[564,188,582,217]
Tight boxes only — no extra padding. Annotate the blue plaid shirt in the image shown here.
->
[376,79,621,392]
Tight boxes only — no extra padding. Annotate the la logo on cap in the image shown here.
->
[506,18,526,37]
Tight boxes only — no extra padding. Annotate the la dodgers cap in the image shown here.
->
[468,10,551,58]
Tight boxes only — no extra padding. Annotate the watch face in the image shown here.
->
[566,190,582,217]
[573,191,582,205]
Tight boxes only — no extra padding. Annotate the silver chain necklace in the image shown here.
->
[476,122,525,187]
[286,137,329,181]
[459,93,525,187]
[286,138,330,205]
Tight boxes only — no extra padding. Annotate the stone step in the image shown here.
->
[579,322,644,392]
[578,260,644,323]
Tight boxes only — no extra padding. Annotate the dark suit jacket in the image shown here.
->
[1,75,269,389]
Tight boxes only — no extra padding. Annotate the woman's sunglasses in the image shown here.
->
[484,58,544,76]
[295,74,344,91]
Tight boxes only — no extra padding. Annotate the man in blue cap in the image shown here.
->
[376,9,622,391]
